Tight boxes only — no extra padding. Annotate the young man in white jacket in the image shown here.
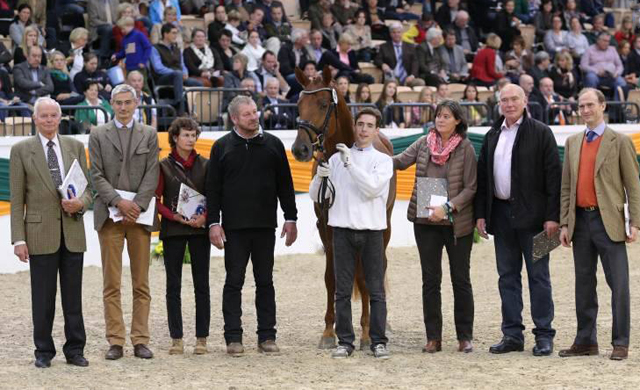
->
[309,107,394,359]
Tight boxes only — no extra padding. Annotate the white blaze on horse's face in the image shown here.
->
[354,114,379,149]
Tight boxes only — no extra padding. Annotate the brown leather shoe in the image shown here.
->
[226,342,244,356]
[134,344,154,359]
[558,344,599,357]
[105,345,123,360]
[258,340,280,354]
[610,346,629,361]
[458,340,473,353]
[422,340,442,353]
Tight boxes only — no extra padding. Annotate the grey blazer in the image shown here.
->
[10,135,92,255]
[89,120,159,232]
[87,0,120,41]
[12,62,54,103]
[438,44,469,77]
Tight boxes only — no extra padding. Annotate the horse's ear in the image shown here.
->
[322,66,332,86]
[294,67,309,87]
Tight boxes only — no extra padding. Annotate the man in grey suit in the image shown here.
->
[13,46,53,104]
[416,27,447,87]
[10,97,92,368]
[89,83,159,361]
[558,88,640,361]
[87,0,119,65]
[438,30,469,83]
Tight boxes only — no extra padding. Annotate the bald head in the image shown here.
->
[499,84,527,125]
[539,77,554,96]
[518,74,534,95]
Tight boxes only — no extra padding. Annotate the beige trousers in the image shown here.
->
[98,219,151,347]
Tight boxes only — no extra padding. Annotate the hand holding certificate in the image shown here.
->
[176,183,206,220]
[108,190,156,226]
[58,159,88,200]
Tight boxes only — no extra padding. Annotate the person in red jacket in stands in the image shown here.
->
[470,33,504,88]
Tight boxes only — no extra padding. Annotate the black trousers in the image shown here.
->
[333,227,388,350]
[222,228,276,344]
[414,224,474,341]
[163,234,211,339]
[572,209,630,347]
[29,238,85,359]
[491,199,555,342]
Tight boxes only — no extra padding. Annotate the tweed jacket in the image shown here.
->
[12,62,54,103]
[89,120,159,232]
[10,135,92,255]
[393,135,477,238]
[560,127,640,242]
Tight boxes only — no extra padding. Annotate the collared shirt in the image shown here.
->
[493,116,523,200]
[232,125,263,140]
[114,118,135,129]
[38,132,66,181]
[585,121,606,140]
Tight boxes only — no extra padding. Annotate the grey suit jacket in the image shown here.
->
[10,135,92,255]
[89,120,159,232]
[560,127,640,242]
[13,62,54,103]
[438,44,469,77]
[87,0,120,41]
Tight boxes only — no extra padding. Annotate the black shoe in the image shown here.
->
[489,337,525,354]
[134,344,154,359]
[34,356,51,368]
[533,339,553,356]
[66,354,89,367]
[105,345,124,360]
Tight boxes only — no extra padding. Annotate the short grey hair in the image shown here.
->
[33,97,62,117]
[265,77,280,87]
[228,95,256,118]
[426,27,442,42]
[389,22,403,32]
[291,28,307,43]
[111,83,137,100]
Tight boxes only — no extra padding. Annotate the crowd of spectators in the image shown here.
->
[1,0,640,130]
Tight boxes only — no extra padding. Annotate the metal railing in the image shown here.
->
[544,101,578,125]
[459,102,493,126]
[605,101,640,124]
[260,103,297,130]
[185,87,250,130]
[383,103,435,127]
[59,105,112,134]
[0,105,34,136]
[137,104,177,131]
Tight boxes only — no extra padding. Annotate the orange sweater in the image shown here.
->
[576,136,603,208]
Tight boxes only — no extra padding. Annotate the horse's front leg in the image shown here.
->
[319,224,337,349]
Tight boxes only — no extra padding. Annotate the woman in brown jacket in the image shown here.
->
[393,100,477,354]
[155,117,210,356]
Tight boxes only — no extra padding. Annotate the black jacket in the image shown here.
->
[206,130,297,230]
[278,42,312,77]
[474,112,561,233]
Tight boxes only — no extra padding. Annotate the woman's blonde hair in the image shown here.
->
[20,25,40,54]
[117,2,136,19]
[486,33,502,50]
[233,52,249,69]
[47,50,68,75]
[69,27,89,44]
[554,50,573,69]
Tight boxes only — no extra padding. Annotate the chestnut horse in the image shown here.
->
[291,67,397,349]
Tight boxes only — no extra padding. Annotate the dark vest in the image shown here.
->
[154,43,181,72]
[159,154,208,239]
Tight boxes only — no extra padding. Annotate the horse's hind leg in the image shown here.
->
[355,255,371,351]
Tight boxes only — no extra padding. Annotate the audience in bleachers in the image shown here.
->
[74,80,115,131]
[3,0,640,131]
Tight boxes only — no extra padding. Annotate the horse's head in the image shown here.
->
[292,67,337,162]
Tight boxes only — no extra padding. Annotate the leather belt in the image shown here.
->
[578,206,599,212]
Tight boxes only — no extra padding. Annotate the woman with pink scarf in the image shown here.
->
[393,100,478,355]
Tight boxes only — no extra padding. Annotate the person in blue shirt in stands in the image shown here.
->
[112,17,153,93]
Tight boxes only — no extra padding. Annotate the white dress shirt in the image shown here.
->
[309,145,393,230]
[493,116,523,200]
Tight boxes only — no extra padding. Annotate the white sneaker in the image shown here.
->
[373,344,390,359]
[331,345,353,359]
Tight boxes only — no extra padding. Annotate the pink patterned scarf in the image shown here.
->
[426,128,462,165]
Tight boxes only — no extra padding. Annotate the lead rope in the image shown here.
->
[316,103,338,238]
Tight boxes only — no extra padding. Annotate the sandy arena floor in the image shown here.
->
[2,240,640,389]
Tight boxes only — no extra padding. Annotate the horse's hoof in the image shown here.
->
[318,336,337,349]
[360,340,372,351]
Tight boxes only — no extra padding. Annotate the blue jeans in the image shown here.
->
[333,227,388,351]
[583,72,626,101]
[491,199,555,343]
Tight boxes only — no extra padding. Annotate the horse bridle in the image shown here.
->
[297,87,338,210]
[298,87,339,156]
